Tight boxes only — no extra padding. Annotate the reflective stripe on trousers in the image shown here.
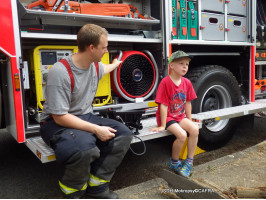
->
[59,181,87,195]
[88,174,110,187]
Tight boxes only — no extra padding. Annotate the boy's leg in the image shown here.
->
[167,122,187,160]
[178,118,199,177]
[179,118,199,158]
[166,121,187,173]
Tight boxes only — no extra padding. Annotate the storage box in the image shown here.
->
[201,12,225,41]
[227,15,248,42]
[227,0,248,16]
[201,0,224,13]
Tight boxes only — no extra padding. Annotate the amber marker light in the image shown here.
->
[14,73,20,91]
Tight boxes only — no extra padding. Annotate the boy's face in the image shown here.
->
[170,57,190,76]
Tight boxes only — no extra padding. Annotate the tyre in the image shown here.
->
[186,65,241,150]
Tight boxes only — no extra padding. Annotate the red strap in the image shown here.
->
[59,59,74,93]
[58,60,99,94]
[94,62,99,79]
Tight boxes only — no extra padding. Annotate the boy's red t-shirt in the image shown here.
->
[155,76,197,126]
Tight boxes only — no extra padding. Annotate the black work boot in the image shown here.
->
[64,190,86,199]
[85,189,119,199]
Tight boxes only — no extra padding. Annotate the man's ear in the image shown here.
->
[87,44,94,52]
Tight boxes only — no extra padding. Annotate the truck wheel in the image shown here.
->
[186,65,241,150]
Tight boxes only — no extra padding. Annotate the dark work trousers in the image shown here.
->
[40,113,133,194]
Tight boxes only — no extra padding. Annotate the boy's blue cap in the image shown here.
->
[169,51,192,64]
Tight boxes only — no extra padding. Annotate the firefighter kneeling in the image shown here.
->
[40,24,133,199]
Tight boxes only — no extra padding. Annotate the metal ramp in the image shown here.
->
[191,100,266,125]
[25,100,266,163]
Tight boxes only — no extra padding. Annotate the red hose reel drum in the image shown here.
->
[111,51,158,102]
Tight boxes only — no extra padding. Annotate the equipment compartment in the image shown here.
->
[18,0,160,34]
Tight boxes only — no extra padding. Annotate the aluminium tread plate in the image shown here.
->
[191,101,266,122]
[26,137,56,163]
[25,116,169,163]
[25,100,266,163]
[131,117,171,143]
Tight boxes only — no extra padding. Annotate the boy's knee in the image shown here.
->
[190,126,199,137]
[179,133,187,143]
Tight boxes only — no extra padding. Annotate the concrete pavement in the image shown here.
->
[114,140,266,199]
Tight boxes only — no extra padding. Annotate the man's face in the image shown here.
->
[93,34,108,62]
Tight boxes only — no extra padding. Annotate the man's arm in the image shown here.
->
[185,101,192,120]
[103,59,122,75]
[52,113,116,142]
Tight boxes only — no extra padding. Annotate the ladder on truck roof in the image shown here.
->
[25,99,266,163]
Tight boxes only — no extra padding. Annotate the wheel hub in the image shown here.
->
[201,85,232,132]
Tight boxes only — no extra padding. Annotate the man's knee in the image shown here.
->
[114,122,133,138]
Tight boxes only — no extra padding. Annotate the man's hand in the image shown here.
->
[95,126,116,142]
[103,59,123,75]
[149,126,165,133]
[111,58,123,68]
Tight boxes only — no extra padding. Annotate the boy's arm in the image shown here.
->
[159,104,168,128]
[150,104,168,132]
[185,101,192,120]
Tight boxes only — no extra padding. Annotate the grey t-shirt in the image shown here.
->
[40,55,104,121]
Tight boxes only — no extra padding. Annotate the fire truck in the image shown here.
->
[1,0,266,163]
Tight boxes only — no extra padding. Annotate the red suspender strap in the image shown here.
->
[59,59,74,93]
[58,60,98,94]
[94,62,99,79]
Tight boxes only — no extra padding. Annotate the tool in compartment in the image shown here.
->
[27,0,149,19]
[178,0,187,39]
[187,1,198,40]
[255,79,266,94]
[172,0,178,39]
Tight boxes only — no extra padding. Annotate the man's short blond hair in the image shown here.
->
[77,24,107,52]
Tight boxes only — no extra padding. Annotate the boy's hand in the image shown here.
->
[149,126,165,133]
